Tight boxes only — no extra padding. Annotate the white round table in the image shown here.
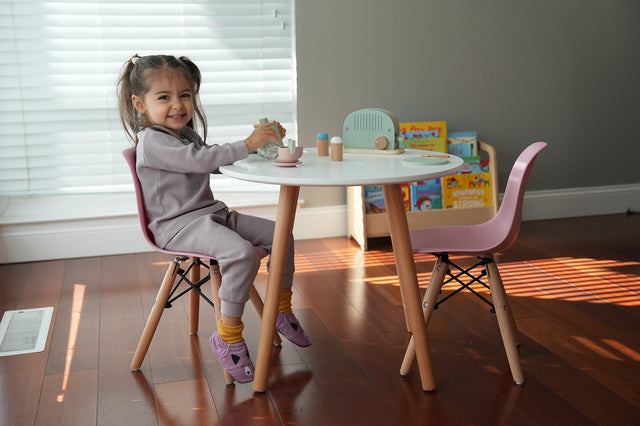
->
[220,148,463,187]
[220,148,463,392]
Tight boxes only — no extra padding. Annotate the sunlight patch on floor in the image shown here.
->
[501,258,640,307]
[57,283,86,403]
[243,243,639,309]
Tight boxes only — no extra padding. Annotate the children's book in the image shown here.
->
[410,179,443,211]
[402,137,447,153]
[447,142,472,157]
[400,129,438,140]
[458,156,490,174]
[400,121,447,141]
[447,131,478,156]
[401,183,411,211]
[400,128,447,152]
[364,185,385,213]
[364,183,412,212]
[442,173,493,209]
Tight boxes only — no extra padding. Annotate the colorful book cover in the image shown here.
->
[448,131,477,143]
[364,185,385,213]
[447,142,472,157]
[458,156,490,174]
[410,179,443,211]
[400,121,447,140]
[448,131,478,156]
[442,173,493,209]
[400,129,438,140]
[401,183,411,211]
[401,137,447,153]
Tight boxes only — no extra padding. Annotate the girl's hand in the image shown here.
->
[244,121,286,151]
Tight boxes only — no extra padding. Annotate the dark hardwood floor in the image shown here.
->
[1,213,639,425]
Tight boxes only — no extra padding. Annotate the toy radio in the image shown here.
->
[342,108,404,154]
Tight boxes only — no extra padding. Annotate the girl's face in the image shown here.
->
[132,69,194,136]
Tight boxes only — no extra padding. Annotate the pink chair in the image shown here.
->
[400,142,547,385]
[122,148,280,382]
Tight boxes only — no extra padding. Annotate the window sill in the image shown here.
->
[0,190,281,226]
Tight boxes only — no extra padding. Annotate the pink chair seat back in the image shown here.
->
[122,147,268,260]
[410,142,547,255]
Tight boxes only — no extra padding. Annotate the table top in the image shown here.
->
[219,148,464,186]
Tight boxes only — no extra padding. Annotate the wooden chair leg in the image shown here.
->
[207,259,279,383]
[207,261,236,384]
[400,255,448,376]
[505,289,520,346]
[485,256,525,385]
[208,261,222,322]
[189,257,200,335]
[249,286,283,346]
[131,258,179,370]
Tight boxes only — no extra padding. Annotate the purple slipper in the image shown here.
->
[209,331,255,383]
[276,312,312,347]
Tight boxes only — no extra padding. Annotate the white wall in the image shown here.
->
[295,0,640,207]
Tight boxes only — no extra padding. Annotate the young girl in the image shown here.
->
[117,54,310,383]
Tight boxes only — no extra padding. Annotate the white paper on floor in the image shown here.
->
[0,307,53,356]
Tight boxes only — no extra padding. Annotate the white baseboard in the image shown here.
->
[1,183,638,264]
[521,183,640,220]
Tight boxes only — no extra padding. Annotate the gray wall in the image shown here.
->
[295,0,640,207]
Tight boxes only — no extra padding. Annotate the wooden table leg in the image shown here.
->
[253,185,300,392]
[382,184,437,391]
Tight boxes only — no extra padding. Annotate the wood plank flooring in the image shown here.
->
[1,213,639,425]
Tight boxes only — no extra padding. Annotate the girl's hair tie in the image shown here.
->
[131,55,140,65]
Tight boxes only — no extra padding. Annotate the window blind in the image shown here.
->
[0,0,295,196]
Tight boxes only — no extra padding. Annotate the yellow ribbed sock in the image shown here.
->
[217,319,244,344]
[279,289,293,314]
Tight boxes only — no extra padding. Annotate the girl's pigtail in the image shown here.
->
[116,54,145,145]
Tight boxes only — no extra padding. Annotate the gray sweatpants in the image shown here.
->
[164,208,295,317]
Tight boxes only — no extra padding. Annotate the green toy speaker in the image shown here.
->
[342,108,403,154]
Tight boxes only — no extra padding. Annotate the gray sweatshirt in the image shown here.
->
[136,125,249,247]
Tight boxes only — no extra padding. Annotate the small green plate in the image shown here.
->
[402,156,449,166]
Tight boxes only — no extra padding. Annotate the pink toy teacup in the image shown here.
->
[277,146,303,163]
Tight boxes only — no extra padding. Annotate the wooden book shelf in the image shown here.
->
[347,141,498,250]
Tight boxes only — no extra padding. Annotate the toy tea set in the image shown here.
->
[258,108,450,167]
[255,117,303,166]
